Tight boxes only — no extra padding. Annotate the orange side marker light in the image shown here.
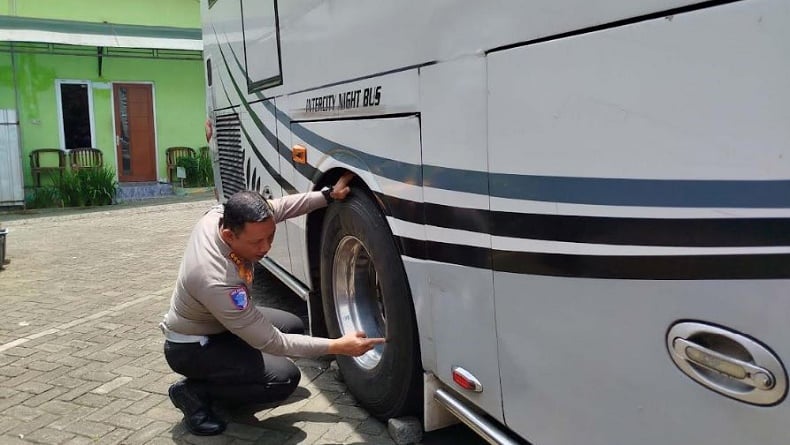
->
[292,145,307,164]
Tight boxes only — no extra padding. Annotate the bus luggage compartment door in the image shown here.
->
[488,1,790,444]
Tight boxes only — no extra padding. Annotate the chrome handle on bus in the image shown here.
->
[666,322,787,406]
[672,338,775,390]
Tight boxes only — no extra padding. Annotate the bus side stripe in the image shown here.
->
[398,237,790,280]
[379,194,790,248]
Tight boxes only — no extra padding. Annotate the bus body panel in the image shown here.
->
[275,0,701,97]
[201,1,790,443]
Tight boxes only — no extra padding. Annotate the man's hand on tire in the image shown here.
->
[330,172,355,201]
[328,331,386,357]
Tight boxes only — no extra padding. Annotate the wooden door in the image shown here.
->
[113,84,156,182]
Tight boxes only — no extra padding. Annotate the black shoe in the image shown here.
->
[168,381,226,436]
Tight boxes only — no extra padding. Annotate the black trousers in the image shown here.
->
[164,307,304,406]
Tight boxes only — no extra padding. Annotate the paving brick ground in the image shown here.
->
[0,199,482,445]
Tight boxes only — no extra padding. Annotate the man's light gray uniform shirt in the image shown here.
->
[162,192,331,357]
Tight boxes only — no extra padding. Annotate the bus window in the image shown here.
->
[241,0,282,92]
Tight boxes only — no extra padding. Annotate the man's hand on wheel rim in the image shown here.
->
[328,330,386,356]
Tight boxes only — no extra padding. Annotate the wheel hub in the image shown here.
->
[332,236,386,369]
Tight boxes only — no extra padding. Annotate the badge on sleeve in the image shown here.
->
[229,286,249,310]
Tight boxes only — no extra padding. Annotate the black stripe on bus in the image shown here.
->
[221,40,320,182]
[290,112,420,124]
[492,251,790,280]
[398,238,790,280]
[490,213,790,248]
[379,194,790,248]
[399,238,491,270]
[240,124,297,194]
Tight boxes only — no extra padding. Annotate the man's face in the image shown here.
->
[223,218,276,262]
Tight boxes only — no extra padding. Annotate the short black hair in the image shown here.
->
[222,190,272,235]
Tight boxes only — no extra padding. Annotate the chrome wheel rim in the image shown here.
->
[332,235,386,370]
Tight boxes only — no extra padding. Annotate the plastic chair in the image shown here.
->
[166,146,196,183]
[29,148,67,187]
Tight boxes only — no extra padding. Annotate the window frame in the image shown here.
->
[240,0,283,93]
[55,79,96,150]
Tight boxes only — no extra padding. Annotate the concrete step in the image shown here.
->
[117,182,175,202]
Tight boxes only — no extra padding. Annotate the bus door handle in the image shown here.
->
[666,321,787,405]
[672,338,775,390]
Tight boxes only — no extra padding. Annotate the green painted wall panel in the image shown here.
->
[4,0,200,28]
[12,50,206,186]
[16,53,82,157]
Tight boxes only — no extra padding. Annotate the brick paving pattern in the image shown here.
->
[0,200,406,445]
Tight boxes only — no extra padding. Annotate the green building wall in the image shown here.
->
[1,0,205,188]
[8,49,206,185]
[0,0,200,28]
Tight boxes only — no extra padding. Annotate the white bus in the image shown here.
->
[200,1,790,443]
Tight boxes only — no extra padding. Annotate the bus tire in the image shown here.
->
[320,190,422,420]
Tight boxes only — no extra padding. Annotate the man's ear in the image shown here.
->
[220,227,235,244]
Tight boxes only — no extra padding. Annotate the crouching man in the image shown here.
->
[160,172,384,436]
